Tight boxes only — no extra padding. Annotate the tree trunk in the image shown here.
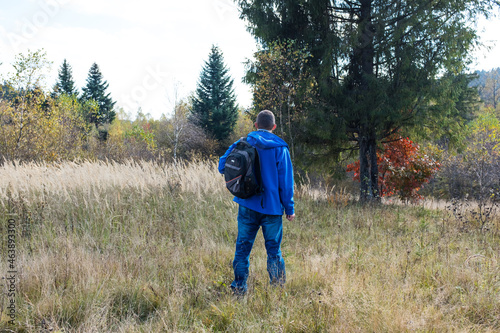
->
[359,132,381,202]
[369,135,380,200]
[356,0,377,202]
[359,135,371,201]
[287,94,295,162]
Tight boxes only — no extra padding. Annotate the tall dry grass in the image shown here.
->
[0,160,498,332]
[0,159,225,202]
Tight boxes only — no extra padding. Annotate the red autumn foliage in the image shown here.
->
[347,136,440,202]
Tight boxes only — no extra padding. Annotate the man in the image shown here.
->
[219,110,295,295]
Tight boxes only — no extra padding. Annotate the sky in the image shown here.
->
[0,0,499,120]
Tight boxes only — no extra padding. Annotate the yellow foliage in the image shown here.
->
[0,92,89,161]
[229,110,255,142]
[0,49,90,161]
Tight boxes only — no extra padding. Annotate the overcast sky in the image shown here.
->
[1,0,499,119]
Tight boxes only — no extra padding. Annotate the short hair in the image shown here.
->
[256,110,275,130]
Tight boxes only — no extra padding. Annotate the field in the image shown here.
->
[0,160,499,332]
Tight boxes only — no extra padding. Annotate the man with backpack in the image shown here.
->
[218,110,295,296]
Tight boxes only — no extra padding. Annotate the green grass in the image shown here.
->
[0,160,498,332]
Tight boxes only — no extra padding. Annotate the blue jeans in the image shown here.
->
[231,205,286,294]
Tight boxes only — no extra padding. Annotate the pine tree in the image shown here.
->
[191,45,238,142]
[238,0,493,201]
[80,62,116,126]
[55,59,76,96]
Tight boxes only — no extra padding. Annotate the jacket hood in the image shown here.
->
[247,131,288,149]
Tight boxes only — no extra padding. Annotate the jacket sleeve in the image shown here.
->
[218,139,240,174]
[277,146,294,215]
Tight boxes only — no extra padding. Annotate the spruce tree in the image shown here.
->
[80,62,116,126]
[55,59,76,96]
[191,45,238,142]
[239,0,494,201]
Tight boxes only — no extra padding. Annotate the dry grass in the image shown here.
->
[0,160,499,332]
[0,159,225,202]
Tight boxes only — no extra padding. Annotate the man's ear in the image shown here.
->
[254,122,259,129]
[272,124,277,130]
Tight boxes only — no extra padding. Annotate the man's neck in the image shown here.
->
[257,128,272,133]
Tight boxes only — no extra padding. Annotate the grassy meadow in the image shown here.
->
[0,160,498,332]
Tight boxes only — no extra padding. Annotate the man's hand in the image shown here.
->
[286,214,295,221]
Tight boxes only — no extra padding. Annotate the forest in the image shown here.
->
[1,48,500,205]
[1,1,500,331]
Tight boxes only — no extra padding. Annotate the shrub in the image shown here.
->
[347,136,440,202]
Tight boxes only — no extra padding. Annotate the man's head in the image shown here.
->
[255,110,277,131]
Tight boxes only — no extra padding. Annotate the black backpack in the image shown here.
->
[224,138,262,199]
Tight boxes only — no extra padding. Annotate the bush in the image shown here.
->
[347,135,440,202]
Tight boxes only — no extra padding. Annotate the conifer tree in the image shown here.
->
[191,45,238,142]
[81,62,116,126]
[55,59,76,96]
[238,0,494,201]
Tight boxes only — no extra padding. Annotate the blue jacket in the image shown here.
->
[219,130,294,216]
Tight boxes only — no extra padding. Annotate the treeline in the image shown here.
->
[3,0,500,205]
[412,68,500,203]
[2,51,500,204]
[0,47,248,163]
[471,68,500,110]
